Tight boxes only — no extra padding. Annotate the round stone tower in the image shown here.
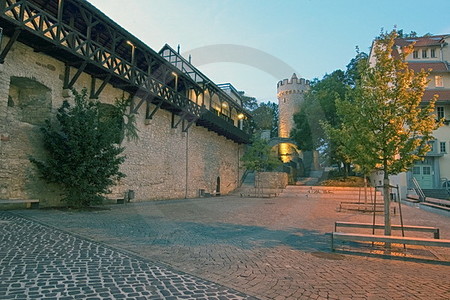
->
[277,73,310,139]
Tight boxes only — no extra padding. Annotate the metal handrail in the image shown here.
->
[411,177,426,202]
[440,177,450,195]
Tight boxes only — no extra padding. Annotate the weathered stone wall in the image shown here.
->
[0,39,245,206]
[256,172,288,189]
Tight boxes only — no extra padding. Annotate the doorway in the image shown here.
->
[412,165,433,189]
[216,176,221,196]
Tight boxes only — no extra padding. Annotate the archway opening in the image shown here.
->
[8,76,52,125]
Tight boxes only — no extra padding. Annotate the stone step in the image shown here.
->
[280,185,383,200]
[287,185,377,191]
[422,189,450,200]
[425,197,450,207]
[296,177,319,186]
[230,187,283,198]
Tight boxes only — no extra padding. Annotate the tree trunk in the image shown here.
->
[364,175,368,204]
[383,175,391,236]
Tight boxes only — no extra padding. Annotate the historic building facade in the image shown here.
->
[402,34,450,190]
[370,34,450,194]
[0,0,252,206]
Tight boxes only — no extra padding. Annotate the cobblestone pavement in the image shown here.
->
[0,212,255,299]
[6,192,450,300]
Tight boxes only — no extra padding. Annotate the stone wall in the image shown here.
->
[0,39,245,206]
[256,172,288,189]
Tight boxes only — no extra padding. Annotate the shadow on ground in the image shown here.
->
[149,221,330,252]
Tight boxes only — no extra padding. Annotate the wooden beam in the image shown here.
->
[331,232,450,250]
[63,61,87,89]
[145,99,163,120]
[182,117,198,132]
[0,28,21,64]
[90,74,111,99]
[130,97,146,114]
[33,45,60,53]
[0,0,7,10]
[172,111,188,129]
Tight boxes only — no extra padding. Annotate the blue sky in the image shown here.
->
[89,0,450,102]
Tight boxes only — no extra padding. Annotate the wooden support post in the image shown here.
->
[0,0,7,11]
[172,111,188,129]
[145,99,163,120]
[64,61,87,89]
[90,74,111,99]
[0,28,21,63]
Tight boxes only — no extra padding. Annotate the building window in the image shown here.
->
[435,75,443,87]
[437,106,445,120]
[440,142,447,153]
[422,49,427,58]
[423,166,431,175]
[431,49,436,58]
[413,51,419,59]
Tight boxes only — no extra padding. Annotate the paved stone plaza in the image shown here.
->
[2,190,450,299]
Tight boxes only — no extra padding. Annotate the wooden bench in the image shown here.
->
[338,202,390,213]
[404,194,420,203]
[425,198,450,207]
[421,202,450,212]
[331,232,450,251]
[334,222,440,239]
[0,199,39,209]
[240,192,279,198]
[104,194,126,204]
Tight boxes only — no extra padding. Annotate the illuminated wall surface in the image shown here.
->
[279,143,297,163]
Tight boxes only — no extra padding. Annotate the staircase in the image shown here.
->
[422,189,450,200]
[296,170,324,186]
[233,171,282,198]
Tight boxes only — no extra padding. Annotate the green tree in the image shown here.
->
[240,94,258,111]
[30,89,137,208]
[251,101,279,137]
[241,138,281,172]
[324,29,440,235]
[290,69,354,170]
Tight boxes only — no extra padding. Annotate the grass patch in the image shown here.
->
[320,176,365,187]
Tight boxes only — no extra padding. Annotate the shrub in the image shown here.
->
[30,89,136,208]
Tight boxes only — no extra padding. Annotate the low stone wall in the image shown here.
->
[256,172,288,189]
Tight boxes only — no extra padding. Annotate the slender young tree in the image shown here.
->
[325,30,440,235]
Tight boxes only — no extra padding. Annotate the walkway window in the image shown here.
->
[431,49,436,58]
[422,49,427,58]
